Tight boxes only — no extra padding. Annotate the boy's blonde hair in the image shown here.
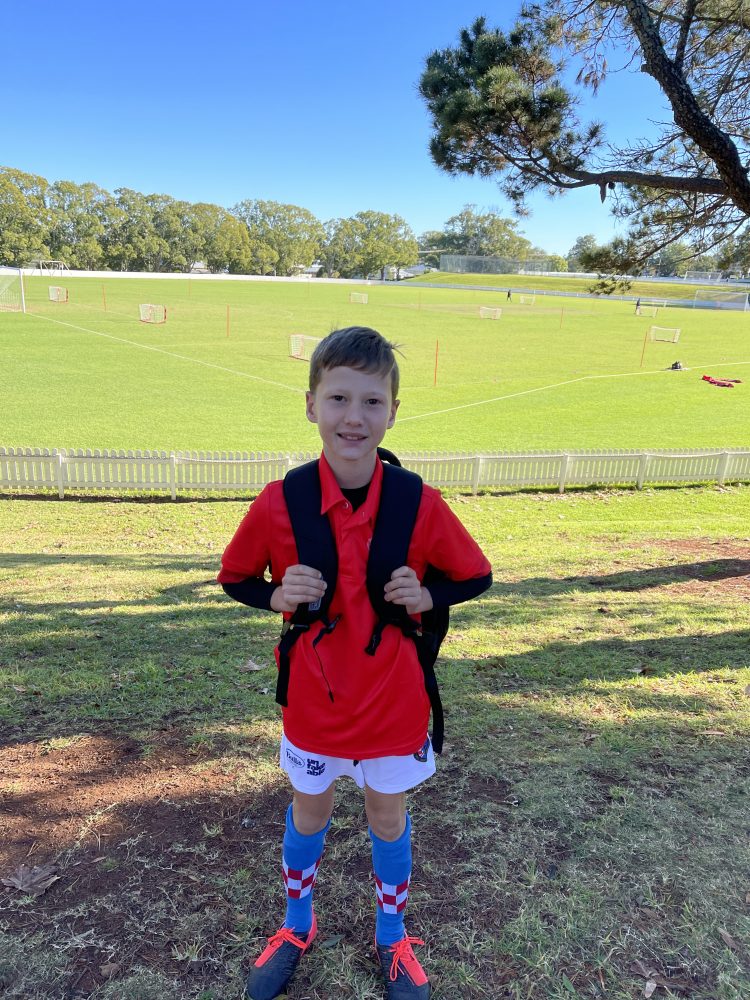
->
[309,327,400,398]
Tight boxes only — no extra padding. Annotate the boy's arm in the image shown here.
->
[218,486,277,611]
[413,489,493,606]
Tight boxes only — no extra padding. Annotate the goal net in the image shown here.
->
[693,288,749,311]
[139,303,167,324]
[0,268,25,312]
[684,270,722,282]
[519,294,536,305]
[478,306,502,319]
[26,259,69,277]
[290,334,322,361]
[649,325,681,343]
[48,285,68,303]
[349,292,368,304]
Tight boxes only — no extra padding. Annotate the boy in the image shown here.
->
[219,327,492,1000]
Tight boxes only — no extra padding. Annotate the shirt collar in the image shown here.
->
[319,451,383,517]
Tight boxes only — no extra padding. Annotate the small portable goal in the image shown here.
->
[649,325,681,343]
[478,306,502,319]
[349,292,368,304]
[289,334,322,361]
[48,285,68,303]
[518,294,536,305]
[139,303,167,324]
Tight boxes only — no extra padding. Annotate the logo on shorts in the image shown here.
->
[306,758,326,777]
[285,749,305,769]
[413,738,430,764]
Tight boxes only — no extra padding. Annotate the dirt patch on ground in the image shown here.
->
[0,730,264,871]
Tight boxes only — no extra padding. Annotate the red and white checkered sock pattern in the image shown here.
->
[376,875,410,914]
[283,856,321,900]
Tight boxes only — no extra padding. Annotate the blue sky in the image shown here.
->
[3,1,668,256]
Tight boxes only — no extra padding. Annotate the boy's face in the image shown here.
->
[306,366,399,482]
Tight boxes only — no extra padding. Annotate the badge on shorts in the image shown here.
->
[306,758,326,776]
[413,738,430,763]
[285,749,305,769]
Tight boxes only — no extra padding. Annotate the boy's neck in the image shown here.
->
[322,449,377,490]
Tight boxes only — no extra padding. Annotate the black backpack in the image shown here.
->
[276,448,449,753]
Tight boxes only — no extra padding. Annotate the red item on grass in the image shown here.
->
[702,375,742,387]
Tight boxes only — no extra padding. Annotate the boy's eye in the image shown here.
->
[366,398,382,406]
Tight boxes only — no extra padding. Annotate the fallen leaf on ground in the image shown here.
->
[99,963,120,979]
[701,730,726,736]
[631,960,657,980]
[1,862,60,895]
[644,982,658,998]
[719,928,738,949]
[238,659,265,672]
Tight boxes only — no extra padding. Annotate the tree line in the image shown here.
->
[0,166,566,278]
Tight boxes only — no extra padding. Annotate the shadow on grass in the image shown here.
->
[503,558,750,597]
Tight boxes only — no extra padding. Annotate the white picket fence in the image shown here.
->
[2,446,749,499]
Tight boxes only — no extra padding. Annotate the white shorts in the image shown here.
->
[280,732,436,795]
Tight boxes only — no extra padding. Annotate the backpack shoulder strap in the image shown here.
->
[282,459,337,623]
[275,460,338,707]
[365,461,423,637]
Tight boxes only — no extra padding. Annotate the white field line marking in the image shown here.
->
[399,360,750,423]
[26,311,304,394]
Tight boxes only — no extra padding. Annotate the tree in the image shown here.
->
[47,180,109,270]
[320,217,364,278]
[567,234,599,271]
[232,200,324,276]
[100,189,166,271]
[441,205,536,259]
[352,211,419,280]
[0,168,50,265]
[419,3,750,274]
[547,253,568,271]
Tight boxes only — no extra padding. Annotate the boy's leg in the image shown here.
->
[245,786,334,1000]
[285,787,335,931]
[366,787,430,999]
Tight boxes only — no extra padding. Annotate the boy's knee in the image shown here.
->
[365,789,406,842]
[292,787,334,835]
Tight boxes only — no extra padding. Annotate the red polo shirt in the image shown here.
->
[219,453,491,759]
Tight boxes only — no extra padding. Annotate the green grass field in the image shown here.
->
[2,275,748,454]
[1,485,748,999]
[408,270,750,303]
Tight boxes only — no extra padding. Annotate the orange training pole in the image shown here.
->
[639,327,649,368]
[434,339,439,387]
[102,285,107,312]
[226,304,230,338]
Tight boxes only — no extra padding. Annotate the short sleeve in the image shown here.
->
[412,487,491,581]
[217,484,274,583]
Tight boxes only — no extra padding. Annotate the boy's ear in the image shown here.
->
[305,390,317,424]
[387,398,400,429]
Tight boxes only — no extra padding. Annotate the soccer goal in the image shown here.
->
[26,258,69,277]
[139,303,167,324]
[289,334,322,361]
[518,294,536,305]
[0,268,25,312]
[349,292,368,304]
[693,288,749,311]
[684,270,722,282]
[48,285,68,303]
[649,325,681,343]
[478,306,502,319]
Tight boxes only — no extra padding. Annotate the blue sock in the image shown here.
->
[282,803,329,933]
[370,813,412,946]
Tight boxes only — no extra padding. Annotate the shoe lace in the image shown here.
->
[267,927,307,952]
[388,936,425,982]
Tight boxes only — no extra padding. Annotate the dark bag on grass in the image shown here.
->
[276,447,449,753]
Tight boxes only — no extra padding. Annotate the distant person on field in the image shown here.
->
[219,327,492,1000]
[635,297,642,315]
[507,289,512,301]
